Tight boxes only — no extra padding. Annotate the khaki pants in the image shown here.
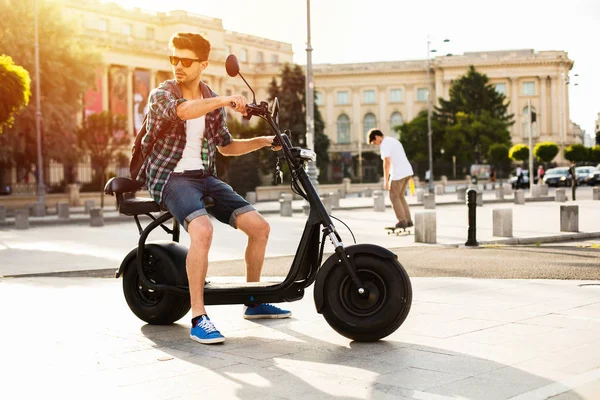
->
[390,177,411,223]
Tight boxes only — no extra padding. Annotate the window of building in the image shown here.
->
[256,51,264,63]
[315,91,323,106]
[363,90,376,104]
[416,88,428,102]
[122,23,132,36]
[495,83,506,96]
[240,49,248,62]
[98,19,108,32]
[271,54,279,64]
[522,81,535,96]
[224,45,231,55]
[522,106,538,138]
[390,89,403,103]
[390,112,403,130]
[337,91,349,105]
[337,114,351,144]
[146,27,155,40]
[363,113,377,139]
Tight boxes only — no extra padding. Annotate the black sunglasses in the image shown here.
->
[169,56,202,68]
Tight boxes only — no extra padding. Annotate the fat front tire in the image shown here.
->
[122,250,190,325]
[321,255,412,342]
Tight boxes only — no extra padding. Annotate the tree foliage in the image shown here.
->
[267,64,330,181]
[509,144,529,162]
[0,0,100,177]
[395,110,444,162]
[564,144,588,163]
[589,145,600,163]
[488,143,509,164]
[533,142,559,164]
[0,55,31,135]
[77,111,128,207]
[434,65,513,163]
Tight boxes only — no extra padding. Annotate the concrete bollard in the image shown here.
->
[342,178,351,196]
[560,205,578,232]
[503,183,512,196]
[423,193,436,210]
[593,187,600,200]
[31,202,45,217]
[495,187,505,200]
[321,194,333,214]
[476,191,483,207]
[363,188,373,198]
[541,185,549,196]
[416,189,425,203]
[279,193,293,217]
[555,188,567,202]
[329,191,340,208]
[84,200,96,214]
[531,185,542,198]
[373,190,385,212]
[15,209,29,229]
[0,205,5,222]
[493,209,513,237]
[457,187,467,201]
[414,211,436,244]
[245,191,257,204]
[514,190,525,204]
[90,207,104,227]
[57,202,70,219]
[435,184,444,195]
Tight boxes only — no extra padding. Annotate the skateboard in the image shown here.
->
[385,226,411,236]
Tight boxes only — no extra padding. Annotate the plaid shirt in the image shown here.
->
[136,79,232,204]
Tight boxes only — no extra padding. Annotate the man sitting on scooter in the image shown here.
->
[136,32,291,345]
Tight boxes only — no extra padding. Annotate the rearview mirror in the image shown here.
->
[225,54,240,77]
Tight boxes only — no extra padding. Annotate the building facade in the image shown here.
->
[53,1,576,186]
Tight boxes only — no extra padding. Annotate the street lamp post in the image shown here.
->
[426,36,449,193]
[34,0,45,215]
[305,0,318,189]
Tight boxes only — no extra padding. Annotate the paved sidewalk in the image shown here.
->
[1,276,599,399]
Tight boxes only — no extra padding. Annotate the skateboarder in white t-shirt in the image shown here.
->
[369,129,414,229]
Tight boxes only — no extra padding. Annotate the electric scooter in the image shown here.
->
[104,54,412,342]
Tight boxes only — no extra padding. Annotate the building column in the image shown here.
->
[325,89,334,142]
[405,84,414,121]
[539,75,548,136]
[102,65,109,111]
[549,76,559,140]
[434,68,443,106]
[352,88,361,143]
[510,77,519,136]
[127,67,134,136]
[150,69,156,91]
[378,85,387,132]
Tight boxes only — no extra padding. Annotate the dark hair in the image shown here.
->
[368,129,384,143]
[169,32,211,61]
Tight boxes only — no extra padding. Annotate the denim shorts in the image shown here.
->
[162,170,255,231]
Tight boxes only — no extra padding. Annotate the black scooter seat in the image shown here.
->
[120,197,162,216]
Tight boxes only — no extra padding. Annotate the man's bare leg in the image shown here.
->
[186,215,213,317]
[235,211,270,282]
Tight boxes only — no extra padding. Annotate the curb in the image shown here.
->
[464,231,600,247]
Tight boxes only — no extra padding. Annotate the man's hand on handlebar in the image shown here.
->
[225,95,248,116]
[263,136,282,151]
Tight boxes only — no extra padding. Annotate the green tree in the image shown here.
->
[589,145,600,163]
[77,111,128,208]
[267,64,330,181]
[435,65,514,163]
[533,142,559,165]
[564,144,589,163]
[0,0,100,182]
[0,55,31,135]
[596,131,600,146]
[395,110,445,162]
[509,144,529,162]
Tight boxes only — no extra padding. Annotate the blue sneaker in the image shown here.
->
[243,304,292,320]
[190,315,225,344]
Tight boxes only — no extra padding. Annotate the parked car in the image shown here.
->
[588,167,600,186]
[508,170,530,189]
[575,166,598,186]
[543,167,572,187]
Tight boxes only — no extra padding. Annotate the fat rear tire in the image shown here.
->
[122,249,190,325]
[321,254,412,342]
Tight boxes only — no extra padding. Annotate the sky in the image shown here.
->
[117,0,599,139]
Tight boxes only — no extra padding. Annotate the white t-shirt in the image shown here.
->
[173,116,206,172]
[380,136,413,181]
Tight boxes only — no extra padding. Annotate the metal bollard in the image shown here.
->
[465,189,478,246]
